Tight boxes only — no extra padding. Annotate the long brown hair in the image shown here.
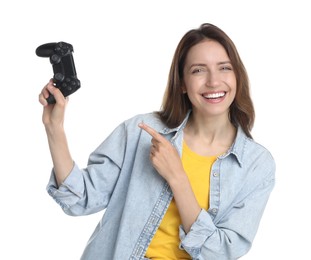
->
[157,23,255,138]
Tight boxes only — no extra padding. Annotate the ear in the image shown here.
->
[181,85,187,94]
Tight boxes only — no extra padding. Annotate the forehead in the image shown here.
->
[185,39,229,64]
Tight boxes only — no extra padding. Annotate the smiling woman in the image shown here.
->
[39,23,275,260]
[182,40,237,121]
[159,24,254,139]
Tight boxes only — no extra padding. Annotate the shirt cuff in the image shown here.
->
[179,209,216,256]
[46,162,84,210]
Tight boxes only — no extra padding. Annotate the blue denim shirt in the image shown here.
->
[47,111,275,260]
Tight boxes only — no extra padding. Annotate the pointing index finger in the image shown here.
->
[138,122,163,141]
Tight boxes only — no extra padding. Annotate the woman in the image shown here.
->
[39,23,275,259]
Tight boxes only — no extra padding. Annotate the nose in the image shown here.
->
[205,71,221,88]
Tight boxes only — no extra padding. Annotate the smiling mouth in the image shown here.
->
[202,91,226,99]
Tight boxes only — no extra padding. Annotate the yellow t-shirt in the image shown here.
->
[145,141,217,259]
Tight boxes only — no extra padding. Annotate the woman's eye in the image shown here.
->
[192,68,203,74]
[220,66,232,71]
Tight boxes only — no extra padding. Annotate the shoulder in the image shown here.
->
[245,137,276,179]
[123,112,165,131]
[233,128,276,178]
[247,138,274,164]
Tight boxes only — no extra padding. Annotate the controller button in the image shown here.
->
[51,54,61,64]
[54,73,64,81]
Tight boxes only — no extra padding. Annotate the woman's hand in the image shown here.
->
[138,122,185,184]
[39,79,68,132]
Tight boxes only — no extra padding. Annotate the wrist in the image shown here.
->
[167,171,189,190]
[45,126,67,145]
[45,123,65,135]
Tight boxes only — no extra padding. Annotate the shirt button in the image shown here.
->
[212,208,218,214]
[213,172,219,177]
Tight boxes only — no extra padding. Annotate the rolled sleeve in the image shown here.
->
[47,162,84,211]
[179,209,216,257]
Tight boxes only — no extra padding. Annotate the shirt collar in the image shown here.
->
[159,110,191,135]
[218,126,248,167]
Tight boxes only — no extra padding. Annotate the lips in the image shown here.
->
[202,91,226,99]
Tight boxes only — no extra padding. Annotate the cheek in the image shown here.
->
[183,76,204,91]
[182,79,194,94]
[227,77,237,95]
[231,84,237,95]
[230,86,237,101]
[226,78,237,101]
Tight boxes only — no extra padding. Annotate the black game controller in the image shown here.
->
[36,41,81,104]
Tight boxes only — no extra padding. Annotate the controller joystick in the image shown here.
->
[36,42,81,104]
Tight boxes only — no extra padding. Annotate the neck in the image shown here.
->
[184,111,236,147]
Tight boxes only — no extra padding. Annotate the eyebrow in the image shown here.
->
[189,61,232,69]
[189,63,207,68]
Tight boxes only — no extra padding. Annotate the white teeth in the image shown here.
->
[204,92,226,99]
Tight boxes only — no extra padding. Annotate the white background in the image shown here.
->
[1,0,310,259]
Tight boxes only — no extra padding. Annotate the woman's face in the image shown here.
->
[182,39,237,119]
